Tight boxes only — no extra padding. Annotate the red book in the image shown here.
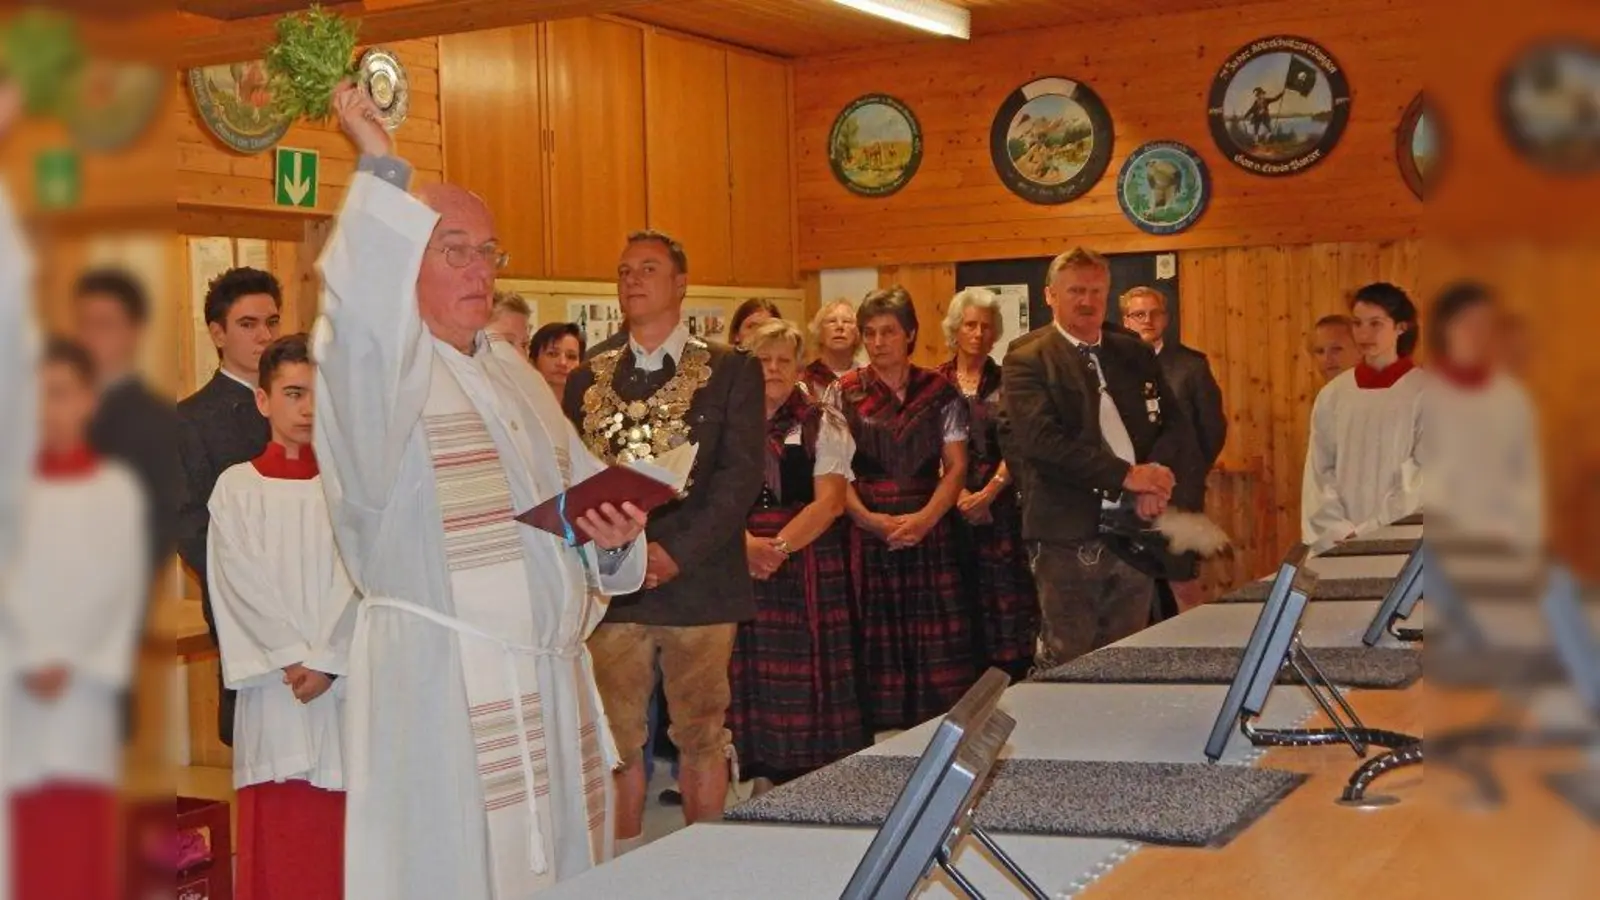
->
[515,443,697,545]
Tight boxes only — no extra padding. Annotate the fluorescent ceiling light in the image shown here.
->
[831,0,971,39]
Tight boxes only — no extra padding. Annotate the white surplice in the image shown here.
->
[1301,366,1426,553]
[1,464,147,791]
[1421,372,1544,551]
[312,171,645,900]
[207,462,358,790]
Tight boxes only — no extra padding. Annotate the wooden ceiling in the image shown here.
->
[620,0,1242,58]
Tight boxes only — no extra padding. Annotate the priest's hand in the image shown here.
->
[577,501,647,551]
[0,81,18,143]
[644,541,681,590]
[23,665,70,702]
[333,80,393,158]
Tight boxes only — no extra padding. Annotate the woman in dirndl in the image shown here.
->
[936,288,1039,681]
[727,319,866,791]
[838,286,976,733]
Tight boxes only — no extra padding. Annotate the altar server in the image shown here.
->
[313,83,646,899]
[1302,283,1425,553]
[207,333,356,900]
[4,338,147,900]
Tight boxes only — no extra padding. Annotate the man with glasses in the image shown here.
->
[1120,286,1226,615]
[312,82,649,899]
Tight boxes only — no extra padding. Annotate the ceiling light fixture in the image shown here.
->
[830,0,971,40]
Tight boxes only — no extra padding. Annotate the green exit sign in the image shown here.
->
[275,146,320,208]
[35,149,81,210]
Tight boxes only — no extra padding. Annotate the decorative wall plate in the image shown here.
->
[186,61,291,155]
[1207,35,1351,176]
[1116,141,1210,235]
[358,47,410,132]
[67,60,165,152]
[990,76,1113,204]
[1498,39,1600,174]
[828,94,923,197]
[1396,92,1435,199]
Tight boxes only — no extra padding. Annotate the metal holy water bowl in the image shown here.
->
[358,47,410,132]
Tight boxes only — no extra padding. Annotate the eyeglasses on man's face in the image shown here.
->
[431,241,510,271]
[1123,308,1164,323]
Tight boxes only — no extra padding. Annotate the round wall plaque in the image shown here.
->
[1396,92,1436,199]
[1498,39,1600,174]
[1207,35,1351,176]
[1116,141,1210,235]
[827,94,923,197]
[989,76,1113,205]
[187,61,291,155]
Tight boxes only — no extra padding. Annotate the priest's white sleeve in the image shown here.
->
[565,423,646,596]
[1301,388,1354,550]
[0,183,36,573]
[312,168,440,584]
[207,480,314,687]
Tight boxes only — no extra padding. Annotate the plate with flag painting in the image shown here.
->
[1117,141,1210,234]
[1207,35,1351,176]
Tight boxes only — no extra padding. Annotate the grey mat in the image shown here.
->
[1546,770,1600,824]
[1427,648,1569,688]
[1221,576,1394,603]
[1318,538,1418,558]
[1031,646,1421,689]
[723,756,1306,848]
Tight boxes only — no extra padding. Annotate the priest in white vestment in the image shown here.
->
[312,84,648,900]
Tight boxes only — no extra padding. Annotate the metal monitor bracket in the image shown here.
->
[1242,638,1387,758]
[933,820,1050,900]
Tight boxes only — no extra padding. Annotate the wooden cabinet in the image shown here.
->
[545,18,647,280]
[645,31,734,286]
[439,26,547,279]
[727,52,795,287]
[441,19,796,288]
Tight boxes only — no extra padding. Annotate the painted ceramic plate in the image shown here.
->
[358,47,410,132]
[1396,92,1436,199]
[1207,35,1351,176]
[66,60,166,152]
[828,94,923,197]
[990,76,1113,204]
[1117,141,1210,235]
[1498,39,1600,174]
[187,61,291,155]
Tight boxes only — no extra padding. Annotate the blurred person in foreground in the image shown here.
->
[1422,282,1544,551]
[73,269,182,570]
[314,83,646,898]
[207,334,357,900]
[529,322,586,395]
[1301,283,1424,553]
[1307,313,1360,384]
[485,291,533,357]
[1120,286,1227,615]
[3,339,148,900]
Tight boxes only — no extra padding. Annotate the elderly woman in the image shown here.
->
[803,298,861,396]
[528,322,586,395]
[935,289,1038,680]
[485,291,533,356]
[726,319,865,790]
[838,286,974,732]
[730,298,782,350]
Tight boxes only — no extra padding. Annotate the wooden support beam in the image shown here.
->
[166,0,655,68]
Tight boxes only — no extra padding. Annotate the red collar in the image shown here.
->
[251,442,319,480]
[1353,357,1417,390]
[1431,360,1492,390]
[36,445,99,479]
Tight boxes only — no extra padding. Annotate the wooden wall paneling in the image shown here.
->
[644,30,734,284]
[185,655,232,769]
[789,0,1422,269]
[799,270,822,325]
[439,27,547,277]
[545,17,648,280]
[726,51,797,287]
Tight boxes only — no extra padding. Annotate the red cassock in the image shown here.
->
[10,783,118,900]
[236,781,346,900]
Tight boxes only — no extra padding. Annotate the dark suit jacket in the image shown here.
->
[563,337,765,626]
[586,327,629,361]
[90,376,182,570]
[1001,327,1204,545]
[176,370,270,745]
[1157,342,1227,475]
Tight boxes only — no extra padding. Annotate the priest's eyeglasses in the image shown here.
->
[432,241,510,271]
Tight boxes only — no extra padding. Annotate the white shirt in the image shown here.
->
[208,462,357,790]
[218,364,255,391]
[1055,324,1138,468]
[629,322,691,374]
[781,392,856,481]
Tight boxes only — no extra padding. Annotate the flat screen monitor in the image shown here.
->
[1203,544,1314,763]
[1361,543,1427,647]
[1542,566,1600,719]
[840,667,1016,900]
